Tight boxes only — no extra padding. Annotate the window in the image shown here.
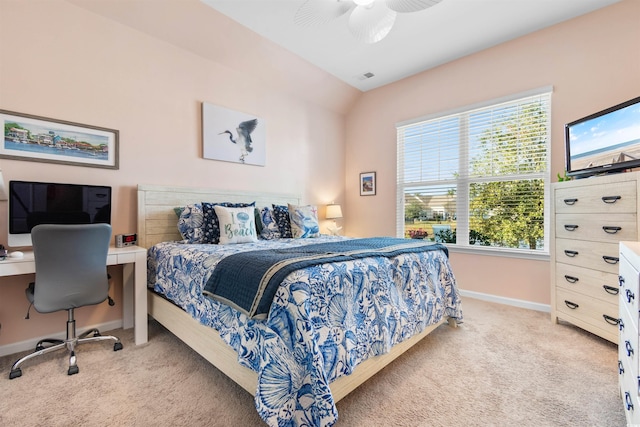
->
[396,88,551,257]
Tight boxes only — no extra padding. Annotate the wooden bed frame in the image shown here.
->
[137,184,455,402]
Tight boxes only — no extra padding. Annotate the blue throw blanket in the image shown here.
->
[203,237,447,319]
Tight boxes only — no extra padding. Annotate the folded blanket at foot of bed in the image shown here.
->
[203,237,448,318]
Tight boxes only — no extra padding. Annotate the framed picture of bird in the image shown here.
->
[202,102,266,166]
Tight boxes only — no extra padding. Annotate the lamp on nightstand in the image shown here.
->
[325,204,343,236]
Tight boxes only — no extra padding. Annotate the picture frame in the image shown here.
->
[360,171,376,196]
[202,102,266,166]
[0,109,119,169]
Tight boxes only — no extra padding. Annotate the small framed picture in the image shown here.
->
[360,171,376,196]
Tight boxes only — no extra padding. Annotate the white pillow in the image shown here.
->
[214,205,258,244]
[288,204,320,238]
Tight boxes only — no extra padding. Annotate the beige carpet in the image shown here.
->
[0,297,625,426]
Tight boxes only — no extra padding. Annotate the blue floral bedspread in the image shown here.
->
[147,236,462,426]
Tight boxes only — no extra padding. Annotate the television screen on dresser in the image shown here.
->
[565,96,640,178]
[8,180,112,247]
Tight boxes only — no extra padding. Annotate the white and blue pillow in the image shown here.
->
[288,204,320,238]
[202,201,255,244]
[259,207,281,240]
[214,205,258,245]
[177,203,205,244]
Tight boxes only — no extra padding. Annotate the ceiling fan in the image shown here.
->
[294,0,444,44]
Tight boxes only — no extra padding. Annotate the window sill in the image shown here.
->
[444,244,549,261]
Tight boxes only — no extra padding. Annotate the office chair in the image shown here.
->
[9,224,123,379]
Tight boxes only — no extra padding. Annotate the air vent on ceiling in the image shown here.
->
[357,72,375,81]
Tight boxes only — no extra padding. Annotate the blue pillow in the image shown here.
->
[177,203,204,243]
[202,201,255,244]
[259,207,281,240]
[272,204,293,238]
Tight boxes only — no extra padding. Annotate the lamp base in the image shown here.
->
[327,225,343,236]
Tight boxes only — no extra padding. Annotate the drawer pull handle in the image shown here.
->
[603,285,619,295]
[563,198,578,205]
[564,300,579,310]
[619,318,625,331]
[627,289,635,303]
[602,256,619,265]
[564,275,579,284]
[603,314,620,326]
[602,226,622,234]
[564,224,579,231]
[602,195,621,204]
[619,360,625,374]
[626,392,634,411]
[564,250,579,257]
[626,340,634,357]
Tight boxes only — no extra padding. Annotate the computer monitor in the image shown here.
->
[8,180,112,247]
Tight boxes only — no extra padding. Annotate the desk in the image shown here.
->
[0,246,148,345]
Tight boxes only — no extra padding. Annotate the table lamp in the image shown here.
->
[325,204,343,235]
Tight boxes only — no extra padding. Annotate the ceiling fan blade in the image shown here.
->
[385,0,443,13]
[348,3,396,44]
[294,0,353,27]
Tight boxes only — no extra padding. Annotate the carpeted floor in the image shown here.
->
[0,297,626,426]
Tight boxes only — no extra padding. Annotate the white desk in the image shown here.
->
[0,246,148,345]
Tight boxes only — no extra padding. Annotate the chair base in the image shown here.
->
[9,325,123,379]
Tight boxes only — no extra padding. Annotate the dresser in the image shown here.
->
[619,241,640,425]
[550,172,640,343]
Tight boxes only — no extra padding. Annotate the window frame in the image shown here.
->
[396,86,552,260]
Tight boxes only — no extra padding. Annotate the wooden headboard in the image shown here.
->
[137,184,301,248]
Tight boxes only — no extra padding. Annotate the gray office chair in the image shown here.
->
[9,224,123,379]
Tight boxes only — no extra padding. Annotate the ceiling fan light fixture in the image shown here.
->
[294,0,444,44]
[349,1,396,44]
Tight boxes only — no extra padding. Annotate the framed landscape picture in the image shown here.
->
[0,110,119,169]
[360,171,376,196]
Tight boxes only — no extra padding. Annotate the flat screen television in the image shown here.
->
[8,180,112,247]
[565,96,640,179]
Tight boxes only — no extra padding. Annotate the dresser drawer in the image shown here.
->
[556,239,620,274]
[620,302,638,369]
[555,263,619,303]
[620,366,640,423]
[619,309,640,423]
[555,180,637,214]
[555,213,637,243]
[556,288,619,333]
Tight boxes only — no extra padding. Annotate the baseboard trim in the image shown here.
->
[460,289,550,313]
[0,292,548,357]
[0,319,123,358]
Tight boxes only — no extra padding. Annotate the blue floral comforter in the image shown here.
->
[147,236,462,426]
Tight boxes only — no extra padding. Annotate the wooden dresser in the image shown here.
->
[619,241,640,425]
[551,172,640,343]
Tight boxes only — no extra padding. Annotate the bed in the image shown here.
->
[138,184,462,426]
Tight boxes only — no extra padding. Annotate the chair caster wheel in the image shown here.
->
[9,368,22,379]
[68,365,79,375]
[114,342,123,351]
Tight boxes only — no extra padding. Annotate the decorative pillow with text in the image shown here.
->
[202,201,255,244]
[214,205,258,245]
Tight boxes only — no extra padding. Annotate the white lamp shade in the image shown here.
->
[326,204,343,219]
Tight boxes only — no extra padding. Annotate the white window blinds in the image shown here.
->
[397,88,551,254]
